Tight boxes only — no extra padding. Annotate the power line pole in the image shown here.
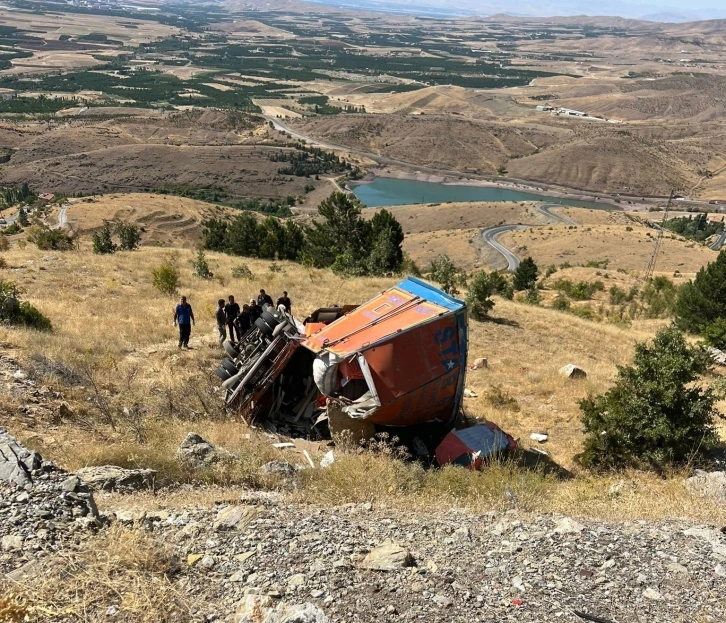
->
[645,190,675,282]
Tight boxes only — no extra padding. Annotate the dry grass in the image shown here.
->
[0,526,191,622]
[1,242,724,524]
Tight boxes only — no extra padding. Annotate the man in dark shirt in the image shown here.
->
[277,291,292,314]
[257,289,273,308]
[235,304,252,338]
[224,295,241,343]
[248,299,262,322]
[173,295,195,349]
[215,298,226,346]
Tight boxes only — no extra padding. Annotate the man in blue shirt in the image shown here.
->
[173,295,195,349]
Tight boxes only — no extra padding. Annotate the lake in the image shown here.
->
[352,177,616,210]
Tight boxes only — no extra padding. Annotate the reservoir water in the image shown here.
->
[352,177,615,210]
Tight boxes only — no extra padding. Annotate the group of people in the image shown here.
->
[172,289,292,350]
[215,289,292,345]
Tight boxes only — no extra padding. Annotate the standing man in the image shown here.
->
[277,291,292,314]
[257,289,273,308]
[224,295,241,343]
[248,298,262,322]
[235,304,252,338]
[173,295,195,350]
[215,298,226,346]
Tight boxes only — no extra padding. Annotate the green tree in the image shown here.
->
[367,209,404,275]
[641,276,676,318]
[466,272,495,320]
[17,209,29,227]
[91,221,117,255]
[115,221,142,251]
[201,218,229,252]
[429,255,463,296]
[702,317,726,350]
[192,248,212,279]
[675,250,726,334]
[226,213,261,258]
[576,326,720,471]
[513,257,538,291]
[304,192,370,269]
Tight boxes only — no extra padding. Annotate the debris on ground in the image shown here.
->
[360,539,413,571]
[708,347,726,366]
[319,450,335,468]
[435,423,517,469]
[463,388,479,398]
[529,432,548,443]
[559,364,587,379]
[471,357,488,369]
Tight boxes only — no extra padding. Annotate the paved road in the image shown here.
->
[56,205,69,228]
[537,203,578,226]
[711,230,726,251]
[480,224,530,271]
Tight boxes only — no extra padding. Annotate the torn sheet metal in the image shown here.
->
[435,423,517,469]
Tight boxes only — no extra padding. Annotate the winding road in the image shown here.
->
[711,230,726,251]
[480,224,530,271]
[537,203,578,226]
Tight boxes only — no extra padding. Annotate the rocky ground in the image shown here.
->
[2,348,726,623]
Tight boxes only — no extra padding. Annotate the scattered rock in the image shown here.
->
[2,534,23,551]
[266,603,329,623]
[214,505,261,532]
[559,364,587,379]
[360,539,413,571]
[686,470,726,501]
[433,594,453,607]
[0,427,42,487]
[235,594,274,623]
[463,388,479,398]
[552,517,584,535]
[177,433,233,468]
[187,554,204,567]
[707,347,726,366]
[472,357,488,369]
[261,461,297,477]
[74,465,156,492]
[643,587,662,601]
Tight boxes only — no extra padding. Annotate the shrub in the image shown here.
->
[231,264,254,280]
[0,279,51,331]
[27,224,74,251]
[576,326,720,471]
[429,255,464,296]
[523,286,540,305]
[0,236,9,252]
[485,385,520,412]
[552,294,570,311]
[91,221,117,255]
[466,272,495,320]
[268,262,283,274]
[489,271,513,299]
[641,276,677,318]
[151,259,180,295]
[552,278,604,301]
[192,249,212,279]
[115,221,142,250]
[400,253,422,277]
[513,257,538,291]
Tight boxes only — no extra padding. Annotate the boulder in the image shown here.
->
[0,426,43,486]
[685,470,726,501]
[559,364,587,379]
[707,347,726,366]
[267,603,329,623]
[74,465,156,492]
[213,505,261,531]
[177,433,234,468]
[360,539,413,571]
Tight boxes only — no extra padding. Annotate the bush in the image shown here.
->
[192,249,212,279]
[429,255,464,296]
[116,221,142,250]
[151,259,180,296]
[485,385,520,412]
[576,326,720,471]
[91,221,117,255]
[640,276,677,318]
[552,294,570,311]
[0,235,9,252]
[231,264,254,280]
[552,278,604,301]
[27,224,74,251]
[466,272,495,320]
[0,279,51,331]
[513,257,538,291]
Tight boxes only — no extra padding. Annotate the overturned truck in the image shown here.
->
[215,277,468,440]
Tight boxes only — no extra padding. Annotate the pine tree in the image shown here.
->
[368,209,404,275]
[513,257,538,291]
[675,250,726,334]
[91,221,117,255]
[466,272,496,320]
